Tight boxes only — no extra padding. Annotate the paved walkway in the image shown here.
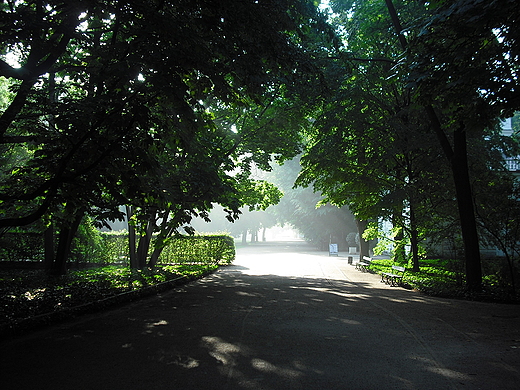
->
[2,241,520,389]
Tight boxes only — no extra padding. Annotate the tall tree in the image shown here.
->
[400,0,520,291]
[298,0,448,267]
[308,0,519,291]
[268,158,357,251]
[0,0,334,273]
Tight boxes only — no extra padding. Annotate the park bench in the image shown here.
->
[381,265,406,286]
[355,256,372,272]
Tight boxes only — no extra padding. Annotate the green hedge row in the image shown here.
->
[0,231,235,267]
[0,233,44,262]
[159,235,235,265]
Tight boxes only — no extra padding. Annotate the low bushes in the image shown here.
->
[0,231,236,267]
[0,232,236,334]
[159,235,235,265]
[0,233,44,263]
[99,232,235,266]
[0,263,216,335]
[370,258,519,302]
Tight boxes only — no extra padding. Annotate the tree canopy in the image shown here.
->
[0,0,335,272]
[2,0,520,291]
[296,0,520,290]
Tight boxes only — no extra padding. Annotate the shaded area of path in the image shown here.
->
[2,241,520,389]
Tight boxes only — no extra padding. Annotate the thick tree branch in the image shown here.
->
[0,188,56,227]
[0,60,32,79]
[0,6,81,138]
[328,55,397,65]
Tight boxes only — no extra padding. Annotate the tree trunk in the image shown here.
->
[49,213,83,276]
[356,219,370,261]
[126,206,138,269]
[504,252,517,295]
[44,74,56,274]
[452,126,482,291]
[409,206,420,272]
[242,229,247,244]
[392,212,406,263]
[136,221,154,269]
[44,223,54,272]
[51,226,72,276]
[385,0,482,292]
[148,246,162,268]
[148,229,173,268]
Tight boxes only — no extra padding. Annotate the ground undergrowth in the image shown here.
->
[0,264,217,336]
[370,258,520,303]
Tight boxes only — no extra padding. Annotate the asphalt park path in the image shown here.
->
[2,241,520,390]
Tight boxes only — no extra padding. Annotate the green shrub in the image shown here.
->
[0,232,44,262]
[96,232,236,267]
[0,262,217,326]
[158,234,235,265]
[70,218,106,264]
[371,257,519,301]
[0,228,235,269]
[99,231,129,264]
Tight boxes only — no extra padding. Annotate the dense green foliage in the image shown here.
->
[192,158,360,249]
[2,0,520,304]
[0,232,235,331]
[369,258,519,302]
[0,0,334,274]
[0,232,43,262]
[161,235,235,265]
[268,158,358,249]
[1,230,235,266]
[296,0,520,291]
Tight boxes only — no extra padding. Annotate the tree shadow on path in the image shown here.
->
[1,240,520,390]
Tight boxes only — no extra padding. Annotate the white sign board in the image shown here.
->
[329,243,338,256]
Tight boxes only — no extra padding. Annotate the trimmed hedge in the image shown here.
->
[0,233,44,262]
[0,231,235,267]
[159,235,235,265]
